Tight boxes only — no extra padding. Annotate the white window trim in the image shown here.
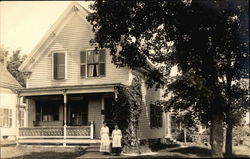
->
[51,50,67,80]
[0,108,13,128]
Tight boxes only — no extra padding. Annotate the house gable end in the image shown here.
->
[19,2,91,72]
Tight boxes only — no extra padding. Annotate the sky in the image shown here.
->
[0,1,179,76]
[0,1,92,55]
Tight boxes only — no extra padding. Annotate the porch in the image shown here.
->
[19,125,94,139]
[17,84,122,145]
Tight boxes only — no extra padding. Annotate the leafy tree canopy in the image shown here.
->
[87,0,249,157]
[88,0,249,124]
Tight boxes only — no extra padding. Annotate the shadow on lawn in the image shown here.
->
[3,150,86,159]
[168,146,211,157]
[168,146,250,158]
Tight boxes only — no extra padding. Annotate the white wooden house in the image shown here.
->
[17,2,172,145]
[0,59,25,140]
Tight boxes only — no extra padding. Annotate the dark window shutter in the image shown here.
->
[80,64,86,77]
[150,104,154,128]
[99,63,105,76]
[99,49,105,76]
[80,51,86,77]
[80,51,86,63]
[99,49,106,62]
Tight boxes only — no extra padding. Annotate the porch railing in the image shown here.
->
[19,121,94,139]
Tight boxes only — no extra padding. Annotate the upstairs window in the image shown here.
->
[80,49,106,78]
[53,52,66,80]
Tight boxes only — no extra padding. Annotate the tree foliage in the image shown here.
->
[113,76,143,146]
[0,47,9,64]
[87,0,249,157]
[7,50,27,87]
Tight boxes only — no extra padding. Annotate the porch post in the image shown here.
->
[101,96,105,124]
[63,90,67,146]
[90,121,94,139]
[16,93,21,145]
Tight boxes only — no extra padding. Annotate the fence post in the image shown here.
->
[90,121,94,139]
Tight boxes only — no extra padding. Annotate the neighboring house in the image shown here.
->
[0,58,25,140]
[17,2,167,145]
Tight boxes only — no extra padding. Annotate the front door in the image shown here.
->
[104,97,115,134]
[69,100,88,126]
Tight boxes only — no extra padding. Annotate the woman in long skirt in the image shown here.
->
[112,124,122,156]
[100,121,110,155]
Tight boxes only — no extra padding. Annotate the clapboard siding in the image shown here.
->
[0,87,17,137]
[137,79,165,139]
[28,13,130,88]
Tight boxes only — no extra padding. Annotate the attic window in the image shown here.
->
[53,52,66,80]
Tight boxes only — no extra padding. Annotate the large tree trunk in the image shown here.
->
[210,116,224,158]
[225,123,233,157]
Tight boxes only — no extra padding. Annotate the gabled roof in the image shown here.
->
[0,63,21,89]
[19,2,91,72]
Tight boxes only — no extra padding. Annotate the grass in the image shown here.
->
[1,139,249,159]
[1,145,86,159]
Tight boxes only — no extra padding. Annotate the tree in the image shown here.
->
[0,47,9,65]
[7,50,27,87]
[87,0,249,157]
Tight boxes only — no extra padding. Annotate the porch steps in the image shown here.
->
[18,139,100,146]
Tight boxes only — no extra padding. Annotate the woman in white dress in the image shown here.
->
[112,124,122,156]
[100,121,110,154]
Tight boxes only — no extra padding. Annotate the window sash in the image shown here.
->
[19,109,24,127]
[53,53,65,79]
[0,108,12,127]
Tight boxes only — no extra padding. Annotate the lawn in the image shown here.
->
[1,145,86,159]
[0,141,249,159]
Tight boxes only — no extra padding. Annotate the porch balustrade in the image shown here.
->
[19,121,94,139]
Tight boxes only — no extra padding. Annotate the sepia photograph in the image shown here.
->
[0,1,249,158]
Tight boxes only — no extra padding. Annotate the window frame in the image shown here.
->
[0,108,12,127]
[51,51,67,80]
[80,48,106,78]
[150,104,163,128]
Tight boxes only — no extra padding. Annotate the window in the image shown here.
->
[0,108,12,127]
[80,49,106,77]
[35,102,60,122]
[53,52,66,80]
[170,115,178,134]
[150,104,162,128]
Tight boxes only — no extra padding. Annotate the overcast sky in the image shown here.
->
[0,1,92,55]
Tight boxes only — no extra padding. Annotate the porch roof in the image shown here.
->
[17,83,124,97]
